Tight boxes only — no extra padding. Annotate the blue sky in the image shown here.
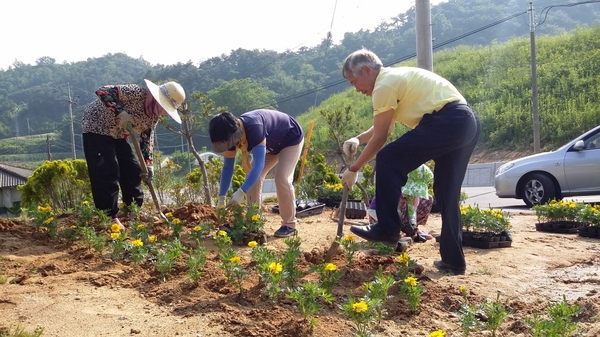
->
[2,0,446,70]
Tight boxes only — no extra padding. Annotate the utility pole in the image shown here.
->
[529,2,541,153]
[67,83,77,159]
[415,0,433,71]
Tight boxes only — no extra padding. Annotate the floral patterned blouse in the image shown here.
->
[82,84,159,164]
[402,164,434,199]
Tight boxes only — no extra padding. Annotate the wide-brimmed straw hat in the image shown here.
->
[209,112,242,152]
[144,79,185,124]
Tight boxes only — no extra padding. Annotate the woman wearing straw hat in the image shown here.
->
[209,110,304,238]
[82,79,185,228]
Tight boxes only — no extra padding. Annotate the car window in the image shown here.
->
[585,133,600,150]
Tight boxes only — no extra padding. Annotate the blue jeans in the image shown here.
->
[375,102,482,268]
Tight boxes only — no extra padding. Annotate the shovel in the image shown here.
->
[324,152,355,262]
[126,123,168,223]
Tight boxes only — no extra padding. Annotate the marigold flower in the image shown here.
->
[43,217,54,225]
[193,225,202,231]
[131,239,143,247]
[247,241,258,248]
[70,225,77,229]
[230,256,241,263]
[429,330,446,337]
[404,276,418,287]
[396,253,410,264]
[218,230,228,236]
[343,234,355,242]
[137,224,146,229]
[172,218,181,225]
[324,263,337,271]
[352,300,368,313]
[268,262,283,274]
[119,202,127,207]
[148,235,157,243]
[165,212,173,218]
[251,214,259,221]
[110,232,120,240]
[110,224,122,233]
[459,285,467,293]
[82,201,89,205]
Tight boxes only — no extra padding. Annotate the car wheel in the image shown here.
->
[521,173,556,207]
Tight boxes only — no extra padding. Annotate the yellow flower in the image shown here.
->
[70,225,77,229]
[82,201,89,205]
[165,212,173,218]
[352,300,368,313]
[218,230,228,236]
[218,205,225,209]
[343,234,356,242]
[247,241,258,248]
[110,224,122,233]
[429,330,446,337]
[396,253,410,264]
[137,224,146,229]
[148,235,157,243]
[251,214,259,221]
[268,262,283,274]
[230,256,241,263]
[110,232,120,240]
[172,218,181,225]
[43,217,54,225]
[119,202,127,207]
[459,285,467,293]
[193,225,202,231]
[404,276,418,287]
[131,239,144,247]
[324,263,337,271]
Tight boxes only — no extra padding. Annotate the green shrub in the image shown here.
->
[18,159,91,211]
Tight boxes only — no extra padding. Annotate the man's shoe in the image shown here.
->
[274,226,297,238]
[349,224,399,247]
[433,260,466,275]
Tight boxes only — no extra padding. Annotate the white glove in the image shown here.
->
[119,112,134,130]
[343,137,360,156]
[217,195,226,208]
[227,188,246,209]
[341,169,359,189]
[140,165,153,183]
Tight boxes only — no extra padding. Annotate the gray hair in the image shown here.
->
[342,48,383,78]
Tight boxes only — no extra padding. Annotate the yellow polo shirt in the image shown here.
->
[372,67,465,129]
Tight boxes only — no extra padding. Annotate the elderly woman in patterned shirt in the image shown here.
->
[81,79,185,228]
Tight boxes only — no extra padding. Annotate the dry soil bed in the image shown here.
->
[1,203,599,337]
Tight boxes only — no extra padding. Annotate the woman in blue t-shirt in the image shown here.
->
[209,110,304,237]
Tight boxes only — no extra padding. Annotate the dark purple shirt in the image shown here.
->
[239,109,303,154]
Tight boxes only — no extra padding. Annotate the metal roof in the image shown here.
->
[0,164,33,188]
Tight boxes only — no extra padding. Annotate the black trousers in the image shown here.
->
[82,133,144,218]
[375,101,482,268]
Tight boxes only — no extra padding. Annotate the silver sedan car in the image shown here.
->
[494,125,600,207]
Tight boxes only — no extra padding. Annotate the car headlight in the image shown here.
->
[496,163,514,176]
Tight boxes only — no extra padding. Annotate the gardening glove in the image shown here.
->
[140,165,153,183]
[342,137,359,156]
[216,195,226,208]
[119,112,134,131]
[341,168,358,189]
[227,188,246,210]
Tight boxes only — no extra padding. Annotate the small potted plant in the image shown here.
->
[532,199,586,233]
[578,204,600,238]
[460,205,512,248]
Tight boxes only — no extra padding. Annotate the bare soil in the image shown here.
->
[1,201,599,337]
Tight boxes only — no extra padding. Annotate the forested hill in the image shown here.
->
[0,0,599,157]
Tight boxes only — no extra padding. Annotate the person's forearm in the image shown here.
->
[356,127,374,144]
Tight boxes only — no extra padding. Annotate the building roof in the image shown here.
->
[0,164,33,188]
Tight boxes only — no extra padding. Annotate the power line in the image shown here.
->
[537,0,600,27]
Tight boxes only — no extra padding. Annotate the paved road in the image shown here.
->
[462,186,600,214]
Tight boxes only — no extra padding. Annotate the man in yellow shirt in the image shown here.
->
[340,48,481,275]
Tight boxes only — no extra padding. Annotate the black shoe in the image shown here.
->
[433,260,466,275]
[401,221,417,237]
[349,223,399,247]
